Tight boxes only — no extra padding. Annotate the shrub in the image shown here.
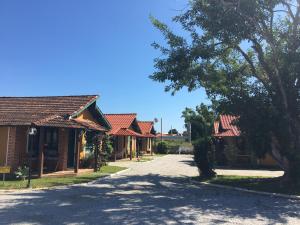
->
[193,137,216,178]
[14,166,29,181]
[156,141,168,154]
[224,143,239,166]
[81,153,94,168]
[102,135,113,165]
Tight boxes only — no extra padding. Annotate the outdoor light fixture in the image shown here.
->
[28,127,37,136]
[27,127,37,188]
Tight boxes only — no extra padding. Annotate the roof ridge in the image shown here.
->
[104,113,137,115]
[0,94,99,98]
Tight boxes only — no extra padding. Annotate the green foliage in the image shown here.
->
[193,138,216,178]
[151,0,300,183]
[182,103,215,141]
[224,143,239,167]
[168,128,179,135]
[80,153,94,168]
[156,141,168,154]
[14,166,29,181]
[101,135,113,165]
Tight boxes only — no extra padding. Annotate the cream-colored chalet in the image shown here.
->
[137,121,155,154]
[104,114,142,160]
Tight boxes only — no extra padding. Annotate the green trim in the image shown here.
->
[70,97,98,118]
[70,95,111,131]
[95,105,112,130]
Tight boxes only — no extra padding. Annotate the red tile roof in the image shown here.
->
[74,119,107,132]
[213,115,240,137]
[104,114,137,135]
[137,121,155,138]
[0,95,108,131]
[114,128,143,137]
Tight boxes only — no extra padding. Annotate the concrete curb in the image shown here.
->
[0,168,131,194]
[108,168,131,178]
[190,179,300,201]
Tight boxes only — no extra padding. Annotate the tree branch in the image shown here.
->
[235,45,270,91]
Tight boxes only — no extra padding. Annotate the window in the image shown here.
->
[27,128,40,157]
[44,128,58,156]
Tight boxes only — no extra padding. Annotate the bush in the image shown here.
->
[14,166,29,181]
[102,135,113,165]
[193,137,216,178]
[224,143,239,166]
[156,141,168,154]
[81,153,94,168]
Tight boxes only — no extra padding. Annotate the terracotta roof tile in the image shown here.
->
[213,115,240,137]
[104,114,137,135]
[74,119,107,132]
[137,121,155,138]
[114,128,143,137]
[0,95,106,132]
[137,121,153,134]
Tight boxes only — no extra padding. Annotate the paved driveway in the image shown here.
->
[0,155,299,225]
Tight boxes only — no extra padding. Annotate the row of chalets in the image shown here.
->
[0,95,156,177]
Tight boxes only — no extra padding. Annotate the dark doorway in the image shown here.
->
[67,130,76,168]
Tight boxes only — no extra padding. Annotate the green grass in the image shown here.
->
[137,157,153,162]
[0,165,126,190]
[194,175,300,196]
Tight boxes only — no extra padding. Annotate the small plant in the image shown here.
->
[156,141,168,154]
[14,166,29,181]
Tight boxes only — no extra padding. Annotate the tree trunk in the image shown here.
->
[271,133,300,184]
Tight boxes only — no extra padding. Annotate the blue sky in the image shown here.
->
[0,0,209,133]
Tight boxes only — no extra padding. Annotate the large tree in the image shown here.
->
[151,0,300,183]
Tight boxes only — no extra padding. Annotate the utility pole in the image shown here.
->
[161,118,163,144]
[189,122,192,144]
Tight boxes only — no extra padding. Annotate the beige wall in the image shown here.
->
[114,135,138,159]
[77,110,98,123]
[141,138,152,153]
[0,127,9,166]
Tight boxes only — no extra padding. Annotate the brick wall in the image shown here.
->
[57,128,69,171]
[6,127,17,170]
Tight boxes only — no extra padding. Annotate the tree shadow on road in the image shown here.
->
[0,174,299,224]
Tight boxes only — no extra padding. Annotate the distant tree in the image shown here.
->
[182,131,188,137]
[168,128,179,135]
[151,0,300,183]
[182,104,215,141]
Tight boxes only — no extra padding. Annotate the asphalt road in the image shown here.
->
[0,155,299,225]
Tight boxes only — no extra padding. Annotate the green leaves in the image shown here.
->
[151,0,300,179]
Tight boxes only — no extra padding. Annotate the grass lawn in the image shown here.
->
[0,165,126,190]
[194,175,300,196]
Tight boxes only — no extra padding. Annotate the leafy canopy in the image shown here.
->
[150,0,300,168]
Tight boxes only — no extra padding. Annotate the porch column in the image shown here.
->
[74,130,81,174]
[129,136,132,161]
[38,128,45,178]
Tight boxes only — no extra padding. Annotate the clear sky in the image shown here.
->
[0,0,209,133]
